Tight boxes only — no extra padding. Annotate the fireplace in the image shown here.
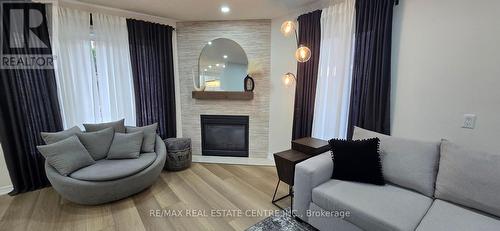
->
[201,115,249,157]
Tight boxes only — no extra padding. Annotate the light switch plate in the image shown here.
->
[462,114,476,129]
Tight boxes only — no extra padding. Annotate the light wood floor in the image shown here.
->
[0,163,291,231]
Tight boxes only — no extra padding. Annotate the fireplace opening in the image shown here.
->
[201,115,249,157]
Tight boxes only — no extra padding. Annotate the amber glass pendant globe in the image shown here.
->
[282,72,296,86]
[295,46,311,62]
[280,20,296,37]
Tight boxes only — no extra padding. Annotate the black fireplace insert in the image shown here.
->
[201,115,249,157]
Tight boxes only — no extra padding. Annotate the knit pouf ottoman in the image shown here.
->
[164,138,192,171]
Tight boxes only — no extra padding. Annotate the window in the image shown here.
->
[90,26,103,121]
[55,9,135,128]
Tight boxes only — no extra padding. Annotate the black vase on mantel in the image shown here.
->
[244,75,255,92]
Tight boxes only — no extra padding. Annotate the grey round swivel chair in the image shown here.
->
[45,136,166,205]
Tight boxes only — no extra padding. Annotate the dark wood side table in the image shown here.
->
[272,150,310,211]
[272,137,329,212]
[292,137,331,155]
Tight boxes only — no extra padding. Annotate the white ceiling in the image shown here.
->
[74,0,321,21]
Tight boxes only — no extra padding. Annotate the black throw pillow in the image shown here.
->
[329,138,385,185]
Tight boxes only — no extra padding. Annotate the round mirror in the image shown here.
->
[199,38,248,91]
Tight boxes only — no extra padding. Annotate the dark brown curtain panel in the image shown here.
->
[292,10,322,140]
[127,19,176,139]
[347,0,394,138]
[0,3,63,194]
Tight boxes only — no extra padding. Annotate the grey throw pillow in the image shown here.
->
[107,131,144,159]
[37,136,95,176]
[76,127,114,160]
[41,126,82,144]
[435,140,500,217]
[83,119,126,133]
[126,123,158,153]
[352,126,440,197]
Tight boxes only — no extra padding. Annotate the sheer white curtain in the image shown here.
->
[312,0,356,140]
[92,13,136,125]
[54,8,99,128]
[54,8,136,128]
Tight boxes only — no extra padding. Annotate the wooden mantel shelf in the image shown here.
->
[192,91,254,100]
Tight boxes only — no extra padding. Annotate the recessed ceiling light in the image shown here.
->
[220,6,230,13]
[208,41,212,45]
[223,55,228,59]
[216,64,220,67]
[204,69,207,72]
[208,65,212,69]
[222,65,226,68]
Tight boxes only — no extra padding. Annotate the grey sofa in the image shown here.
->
[294,127,500,231]
[45,135,166,205]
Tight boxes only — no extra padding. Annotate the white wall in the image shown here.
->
[268,17,298,154]
[391,0,500,153]
[268,1,330,155]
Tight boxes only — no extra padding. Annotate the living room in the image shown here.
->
[0,0,499,230]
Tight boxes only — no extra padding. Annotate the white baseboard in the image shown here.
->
[0,185,13,196]
[192,155,275,166]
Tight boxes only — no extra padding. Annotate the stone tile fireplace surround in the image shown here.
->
[176,20,271,161]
